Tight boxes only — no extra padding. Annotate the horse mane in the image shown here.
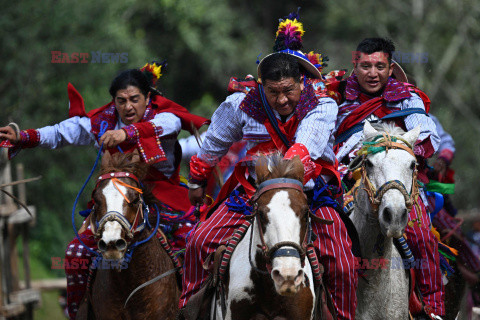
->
[99,152,148,179]
[255,152,303,185]
[363,122,406,142]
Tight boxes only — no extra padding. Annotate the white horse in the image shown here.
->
[212,154,333,320]
[350,121,421,319]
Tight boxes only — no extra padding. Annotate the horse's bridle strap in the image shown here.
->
[252,178,304,203]
[373,140,416,157]
[97,172,140,183]
[96,211,135,239]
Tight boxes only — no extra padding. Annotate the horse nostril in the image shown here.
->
[294,269,304,286]
[272,269,284,283]
[383,207,392,224]
[115,239,127,251]
[98,240,107,252]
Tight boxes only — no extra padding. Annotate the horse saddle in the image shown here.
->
[177,245,227,320]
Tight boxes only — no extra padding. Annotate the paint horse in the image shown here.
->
[212,154,334,320]
[349,122,421,319]
[76,151,180,319]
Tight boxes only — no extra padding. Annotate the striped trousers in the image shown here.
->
[405,199,445,315]
[179,194,358,320]
[64,229,97,320]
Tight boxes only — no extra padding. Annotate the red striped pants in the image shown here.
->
[405,199,445,315]
[179,197,358,320]
[64,228,97,320]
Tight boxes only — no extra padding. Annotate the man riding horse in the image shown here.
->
[329,37,444,319]
[180,12,358,320]
[0,63,207,319]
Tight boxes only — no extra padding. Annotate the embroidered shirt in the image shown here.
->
[430,114,455,163]
[335,77,440,163]
[197,91,338,186]
[36,112,181,177]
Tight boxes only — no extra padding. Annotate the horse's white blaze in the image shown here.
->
[265,191,304,290]
[101,180,127,243]
[265,191,300,245]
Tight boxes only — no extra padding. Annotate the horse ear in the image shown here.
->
[290,155,305,182]
[131,148,141,164]
[403,125,421,147]
[255,155,270,183]
[101,150,112,168]
[363,121,377,138]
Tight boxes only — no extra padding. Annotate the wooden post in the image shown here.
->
[0,151,40,319]
[17,164,33,320]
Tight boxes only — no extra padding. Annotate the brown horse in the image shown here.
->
[76,151,180,319]
[212,154,333,320]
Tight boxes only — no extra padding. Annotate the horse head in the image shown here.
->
[358,121,420,238]
[252,153,309,296]
[90,150,148,260]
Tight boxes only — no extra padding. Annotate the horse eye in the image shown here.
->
[410,161,416,170]
[365,159,373,168]
[128,197,140,207]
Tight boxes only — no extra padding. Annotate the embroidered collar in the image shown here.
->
[90,102,157,136]
[344,75,411,102]
[239,78,319,123]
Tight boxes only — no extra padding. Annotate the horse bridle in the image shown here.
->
[248,178,310,273]
[352,133,421,222]
[92,172,147,240]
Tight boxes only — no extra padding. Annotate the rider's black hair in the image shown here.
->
[355,38,395,63]
[109,69,152,99]
[260,53,302,83]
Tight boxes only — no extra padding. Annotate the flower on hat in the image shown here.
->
[140,60,167,87]
[274,14,305,52]
[306,51,329,72]
[258,8,327,80]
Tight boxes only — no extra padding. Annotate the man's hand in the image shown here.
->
[99,129,127,148]
[433,158,447,181]
[188,187,205,206]
[0,125,19,144]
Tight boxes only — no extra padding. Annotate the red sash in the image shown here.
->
[335,84,431,140]
[203,114,340,221]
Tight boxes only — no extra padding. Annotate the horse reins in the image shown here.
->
[352,133,423,226]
